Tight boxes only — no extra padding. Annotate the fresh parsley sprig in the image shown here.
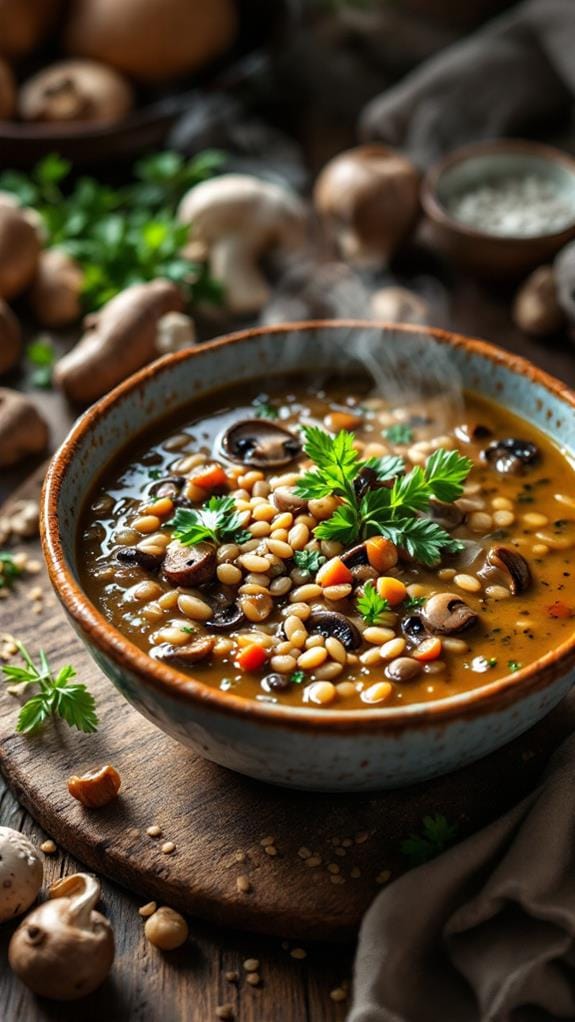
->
[401,814,459,867]
[293,549,326,574]
[2,643,98,734]
[0,552,23,590]
[356,582,390,625]
[295,427,472,565]
[170,495,251,547]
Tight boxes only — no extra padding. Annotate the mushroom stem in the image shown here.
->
[49,874,101,931]
[210,235,270,314]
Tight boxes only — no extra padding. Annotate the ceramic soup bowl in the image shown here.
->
[42,322,575,791]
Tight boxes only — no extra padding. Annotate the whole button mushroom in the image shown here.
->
[314,145,420,266]
[0,204,40,300]
[9,872,114,1000]
[178,174,308,315]
[0,299,22,375]
[0,389,49,467]
[28,249,84,328]
[19,59,134,125]
[0,827,43,923]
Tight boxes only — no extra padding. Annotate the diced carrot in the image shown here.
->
[191,462,229,492]
[324,410,363,432]
[413,636,443,662]
[365,536,398,573]
[316,556,353,587]
[547,601,573,619]
[236,643,268,672]
[376,576,407,606]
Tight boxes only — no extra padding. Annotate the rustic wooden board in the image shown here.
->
[1,471,573,942]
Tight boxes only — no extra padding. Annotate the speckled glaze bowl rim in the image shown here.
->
[421,138,575,244]
[42,321,575,736]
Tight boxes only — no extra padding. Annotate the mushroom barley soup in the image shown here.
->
[80,378,575,710]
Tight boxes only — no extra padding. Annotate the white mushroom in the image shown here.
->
[9,872,115,1000]
[155,311,196,354]
[0,827,43,923]
[177,174,308,314]
[29,248,84,327]
[371,285,430,324]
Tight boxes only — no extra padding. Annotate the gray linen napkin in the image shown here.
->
[350,734,575,1022]
[360,0,575,168]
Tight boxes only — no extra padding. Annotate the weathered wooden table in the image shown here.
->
[1,271,574,1022]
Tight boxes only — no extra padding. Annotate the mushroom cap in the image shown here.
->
[0,56,16,119]
[0,298,22,375]
[29,248,84,328]
[19,59,134,124]
[0,827,43,923]
[8,898,114,1000]
[314,144,420,264]
[220,418,302,469]
[0,204,40,299]
[307,610,362,651]
[485,545,531,596]
[370,286,430,325]
[513,265,565,337]
[0,388,49,467]
[177,174,307,249]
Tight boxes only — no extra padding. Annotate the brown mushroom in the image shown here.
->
[0,205,40,300]
[163,540,217,588]
[0,389,48,467]
[8,873,114,1000]
[153,636,215,667]
[116,545,164,572]
[19,60,133,125]
[272,485,308,515]
[221,419,302,469]
[0,299,22,374]
[0,57,15,119]
[206,602,245,632]
[63,0,238,84]
[421,592,479,635]
[427,499,465,531]
[485,546,531,595]
[0,0,59,60]
[483,438,539,476]
[307,610,362,651]
[54,279,184,404]
[314,144,420,266]
[28,249,84,328]
[512,265,565,337]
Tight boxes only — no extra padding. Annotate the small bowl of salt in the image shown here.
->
[421,139,575,278]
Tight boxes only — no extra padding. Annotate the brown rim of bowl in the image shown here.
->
[421,138,575,244]
[42,321,575,735]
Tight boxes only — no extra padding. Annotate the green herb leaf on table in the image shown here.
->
[2,643,98,734]
[383,423,413,445]
[26,336,56,389]
[356,582,390,625]
[0,552,23,589]
[293,549,326,574]
[171,495,251,547]
[401,814,459,867]
[0,151,225,314]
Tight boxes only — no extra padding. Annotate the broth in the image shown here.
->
[79,376,575,710]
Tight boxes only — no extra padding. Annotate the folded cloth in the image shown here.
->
[350,733,575,1022]
[360,0,575,167]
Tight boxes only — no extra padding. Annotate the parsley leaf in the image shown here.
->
[170,495,251,547]
[253,397,279,420]
[0,552,23,590]
[404,595,425,610]
[508,660,522,673]
[401,814,459,867]
[290,670,305,685]
[356,581,390,625]
[383,423,413,444]
[27,336,56,389]
[293,549,326,574]
[295,426,472,564]
[2,643,98,734]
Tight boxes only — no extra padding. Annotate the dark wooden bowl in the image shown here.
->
[421,139,575,280]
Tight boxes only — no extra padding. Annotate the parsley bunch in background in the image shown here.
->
[0,150,225,313]
[295,426,472,565]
